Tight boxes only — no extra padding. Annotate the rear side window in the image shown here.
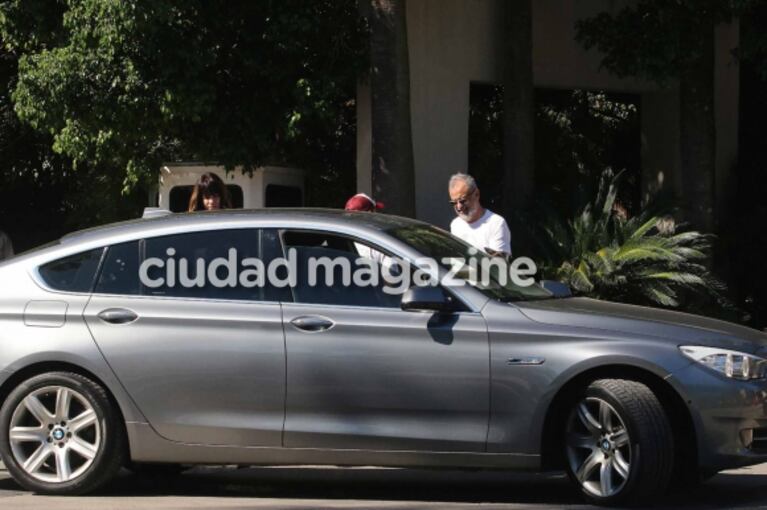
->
[143,229,262,300]
[38,248,104,293]
[93,229,290,302]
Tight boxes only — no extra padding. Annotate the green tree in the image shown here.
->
[0,40,146,250]
[575,1,749,233]
[0,0,366,191]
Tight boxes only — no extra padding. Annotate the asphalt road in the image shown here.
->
[1,462,766,509]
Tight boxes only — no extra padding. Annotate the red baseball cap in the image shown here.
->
[345,193,384,212]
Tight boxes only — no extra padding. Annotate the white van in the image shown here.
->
[153,163,305,212]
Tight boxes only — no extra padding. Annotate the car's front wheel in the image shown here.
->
[564,378,674,505]
[0,372,125,494]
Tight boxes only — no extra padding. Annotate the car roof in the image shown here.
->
[60,208,430,246]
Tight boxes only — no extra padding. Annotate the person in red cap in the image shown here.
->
[344,193,390,266]
[344,193,384,212]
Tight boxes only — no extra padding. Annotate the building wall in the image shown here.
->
[406,0,502,226]
[357,0,739,229]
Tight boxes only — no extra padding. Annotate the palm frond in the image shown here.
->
[642,284,680,308]
[628,216,661,240]
[533,167,727,312]
[613,245,684,264]
[637,271,707,286]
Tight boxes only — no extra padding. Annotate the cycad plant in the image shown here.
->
[536,169,726,308]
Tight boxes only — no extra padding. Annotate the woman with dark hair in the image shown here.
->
[188,172,233,212]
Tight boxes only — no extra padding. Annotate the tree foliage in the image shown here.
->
[574,0,756,84]
[739,2,767,80]
[0,0,367,189]
[0,41,146,250]
[573,0,764,233]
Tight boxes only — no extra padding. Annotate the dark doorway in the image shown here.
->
[468,83,642,218]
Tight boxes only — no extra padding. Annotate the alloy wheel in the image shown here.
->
[8,385,101,483]
[565,396,631,498]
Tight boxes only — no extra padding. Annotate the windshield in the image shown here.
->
[387,224,553,302]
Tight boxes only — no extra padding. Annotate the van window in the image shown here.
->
[265,184,302,207]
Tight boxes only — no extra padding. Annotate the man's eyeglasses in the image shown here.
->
[448,189,476,207]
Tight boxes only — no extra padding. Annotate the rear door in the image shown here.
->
[84,228,290,446]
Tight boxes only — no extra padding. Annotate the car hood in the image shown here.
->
[514,297,767,354]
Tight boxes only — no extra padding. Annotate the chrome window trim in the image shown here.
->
[281,300,483,316]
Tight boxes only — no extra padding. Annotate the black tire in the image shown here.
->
[563,378,674,506]
[0,372,125,495]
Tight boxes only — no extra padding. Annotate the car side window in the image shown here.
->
[94,229,290,302]
[281,230,401,308]
[38,248,104,293]
[95,241,141,295]
[260,229,294,302]
[142,229,253,300]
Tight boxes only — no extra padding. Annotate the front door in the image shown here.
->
[278,230,490,452]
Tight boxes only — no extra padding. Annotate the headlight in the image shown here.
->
[679,345,767,381]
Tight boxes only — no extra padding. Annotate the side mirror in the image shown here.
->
[539,280,572,298]
[401,286,454,312]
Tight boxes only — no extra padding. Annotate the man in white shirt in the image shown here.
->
[448,173,511,256]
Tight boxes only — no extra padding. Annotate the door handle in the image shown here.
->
[290,316,334,332]
[97,308,139,325]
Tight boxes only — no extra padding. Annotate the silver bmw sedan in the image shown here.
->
[0,209,766,505]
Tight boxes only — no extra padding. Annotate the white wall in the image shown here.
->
[406,0,503,227]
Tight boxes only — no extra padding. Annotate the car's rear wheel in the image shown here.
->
[564,378,674,505]
[0,372,124,494]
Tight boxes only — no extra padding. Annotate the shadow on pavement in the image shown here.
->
[101,467,582,505]
[1,466,766,508]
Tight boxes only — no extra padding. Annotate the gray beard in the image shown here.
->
[457,207,476,222]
